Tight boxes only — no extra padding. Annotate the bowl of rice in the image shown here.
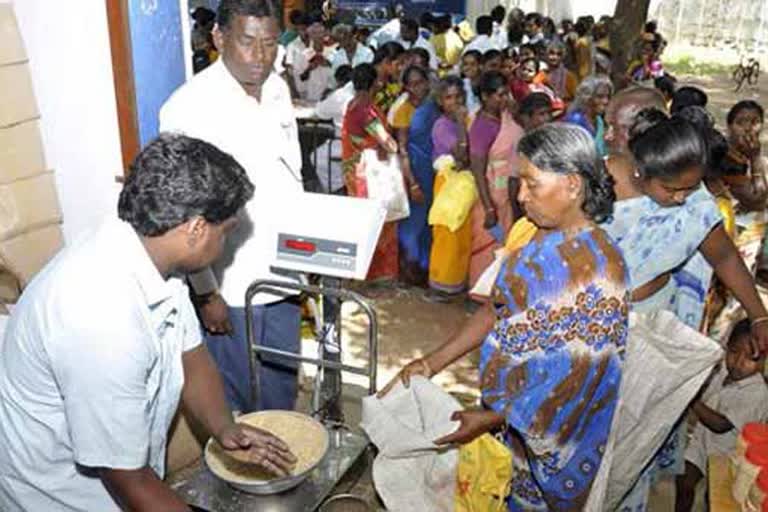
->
[204,410,330,495]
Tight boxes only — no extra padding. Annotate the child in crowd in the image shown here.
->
[481,49,503,73]
[675,318,768,512]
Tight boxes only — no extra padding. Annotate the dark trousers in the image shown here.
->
[205,299,301,412]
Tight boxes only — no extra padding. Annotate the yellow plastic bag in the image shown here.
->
[454,433,512,512]
[428,155,478,232]
[504,217,538,253]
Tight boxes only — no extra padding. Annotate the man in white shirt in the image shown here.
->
[0,134,296,511]
[314,66,354,193]
[330,23,374,73]
[490,5,509,50]
[284,17,334,101]
[463,15,500,55]
[397,17,438,70]
[367,17,401,50]
[160,0,305,414]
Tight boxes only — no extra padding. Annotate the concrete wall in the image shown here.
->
[2,0,123,245]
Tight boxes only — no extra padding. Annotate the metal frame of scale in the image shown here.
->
[173,277,379,512]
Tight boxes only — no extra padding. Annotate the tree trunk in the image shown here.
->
[609,0,652,88]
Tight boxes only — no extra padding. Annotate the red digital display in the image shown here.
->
[285,239,316,253]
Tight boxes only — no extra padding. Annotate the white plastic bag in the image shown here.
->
[362,149,410,222]
[360,377,461,512]
[586,311,724,511]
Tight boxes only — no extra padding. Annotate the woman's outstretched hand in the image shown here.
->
[376,358,433,398]
[433,410,505,446]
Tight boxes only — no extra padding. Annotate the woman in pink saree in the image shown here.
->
[467,71,524,299]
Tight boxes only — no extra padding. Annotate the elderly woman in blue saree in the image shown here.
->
[380,123,630,509]
[600,88,768,510]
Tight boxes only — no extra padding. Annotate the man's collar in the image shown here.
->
[114,218,175,307]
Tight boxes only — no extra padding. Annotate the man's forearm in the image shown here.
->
[181,345,233,440]
[101,466,189,512]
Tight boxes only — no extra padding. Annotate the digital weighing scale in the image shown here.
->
[173,193,387,511]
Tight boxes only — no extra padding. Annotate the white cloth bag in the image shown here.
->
[585,311,724,511]
[361,149,410,222]
[360,377,460,512]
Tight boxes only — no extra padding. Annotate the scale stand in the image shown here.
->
[174,277,378,512]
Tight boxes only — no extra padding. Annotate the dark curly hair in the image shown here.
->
[517,123,616,223]
[118,134,254,236]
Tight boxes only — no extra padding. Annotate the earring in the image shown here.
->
[633,170,641,179]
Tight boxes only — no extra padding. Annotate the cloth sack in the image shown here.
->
[586,311,724,510]
[361,149,410,222]
[428,155,478,232]
[361,377,461,512]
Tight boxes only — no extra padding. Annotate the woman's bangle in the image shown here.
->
[751,316,768,327]
[409,183,420,191]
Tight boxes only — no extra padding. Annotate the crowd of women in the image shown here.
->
[276,4,768,510]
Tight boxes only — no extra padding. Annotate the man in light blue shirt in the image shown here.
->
[0,135,295,511]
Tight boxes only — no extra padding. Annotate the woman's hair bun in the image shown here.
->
[628,107,668,140]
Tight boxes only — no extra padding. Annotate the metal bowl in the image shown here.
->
[204,410,330,495]
[318,493,372,512]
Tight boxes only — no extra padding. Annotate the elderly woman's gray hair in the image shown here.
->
[569,74,613,114]
[331,23,352,40]
[517,123,616,223]
[546,40,566,53]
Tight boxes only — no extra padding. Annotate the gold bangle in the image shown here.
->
[751,316,768,327]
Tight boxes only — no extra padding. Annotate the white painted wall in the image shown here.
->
[2,0,123,245]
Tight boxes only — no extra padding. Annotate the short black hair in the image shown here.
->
[518,123,616,223]
[374,41,406,65]
[727,100,765,125]
[476,15,493,36]
[401,17,419,33]
[192,7,216,25]
[217,0,278,30]
[525,12,543,27]
[288,9,305,26]
[728,318,752,348]
[352,62,378,91]
[645,20,658,33]
[482,49,502,64]
[490,5,506,23]
[475,70,507,103]
[629,108,707,180]
[463,49,482,61]
[419,12,434,28]
[408,47,431,67]
[118,134,254,237]
[519,92,553,117]
[670,86,708,114]
[654,75,676,98]
[334,64,353,86]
